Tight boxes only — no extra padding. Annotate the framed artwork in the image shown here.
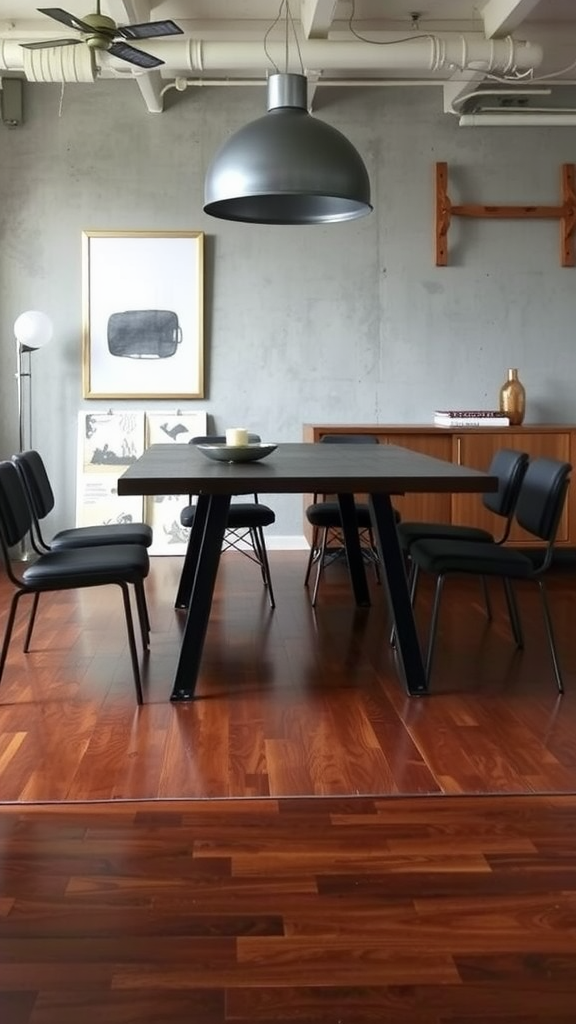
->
[82,230,204,399]
[76,411,146,528]
[144,410,207,554]
[145,410,207,447]
[75,410,209,554]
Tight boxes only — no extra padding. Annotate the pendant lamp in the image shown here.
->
[203,72,372,225]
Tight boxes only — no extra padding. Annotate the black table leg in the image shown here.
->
[174,494,210,610]
[369,493,428,696]
[337,493,371,607]
[170,494,230,701]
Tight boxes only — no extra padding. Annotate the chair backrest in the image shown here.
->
[190,434,261,445]
[320,434,378,445]
[482,448,529,518]
[12,450,56,521]
[0,461,34,554]
[514,457,572,545]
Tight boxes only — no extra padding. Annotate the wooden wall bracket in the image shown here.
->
[435,162,576,267]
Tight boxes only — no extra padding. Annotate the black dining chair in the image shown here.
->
[303,434,399,607]
[13,449,153,634]
[408,456,572,693]
[12,450,153,553]
[0,460,150,704]
[177,434,276,608]
[396,447,530,625]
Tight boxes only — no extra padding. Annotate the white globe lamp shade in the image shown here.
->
[14,310,53,351]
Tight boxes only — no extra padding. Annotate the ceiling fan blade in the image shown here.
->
[37,8,94,33]
[20,37,81,49]
[108,41,164,68]
[118,20,183,41]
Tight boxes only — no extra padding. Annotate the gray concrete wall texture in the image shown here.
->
[1,81,575,540]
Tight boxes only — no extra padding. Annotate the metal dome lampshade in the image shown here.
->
[203,73,372,225]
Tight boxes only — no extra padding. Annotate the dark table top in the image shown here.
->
[117,442,497,497]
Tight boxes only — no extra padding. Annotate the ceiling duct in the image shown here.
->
[0,34,542,84]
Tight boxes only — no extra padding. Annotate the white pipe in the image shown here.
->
[450,86,551,107]
[136,35,542,75]
[459,112,576,125]
[0,34,543,81]
[162,76,448,95]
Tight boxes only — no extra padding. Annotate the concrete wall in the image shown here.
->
[1,80,575,540]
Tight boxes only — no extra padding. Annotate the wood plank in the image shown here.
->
[1,554,576,800]
[1,796,576,1020]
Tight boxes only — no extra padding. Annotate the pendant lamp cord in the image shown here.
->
[264,0,304,75]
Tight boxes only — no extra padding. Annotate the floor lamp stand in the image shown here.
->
[13,310,53,561]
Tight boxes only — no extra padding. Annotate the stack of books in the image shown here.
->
[433,409,510,428]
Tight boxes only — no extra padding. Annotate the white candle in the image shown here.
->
[225,427,249,447]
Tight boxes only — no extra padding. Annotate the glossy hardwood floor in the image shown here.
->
[1,551,576,801]
[2,794,576,1022]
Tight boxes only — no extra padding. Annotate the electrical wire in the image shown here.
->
[263,1,305,74]
[346,0,435,46]
[263,1,284,72]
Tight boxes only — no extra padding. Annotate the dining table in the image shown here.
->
[117,441,497,701]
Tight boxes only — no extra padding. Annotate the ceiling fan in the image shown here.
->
[20,4,183,69]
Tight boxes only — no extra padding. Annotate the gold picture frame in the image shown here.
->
[82,230,204,399]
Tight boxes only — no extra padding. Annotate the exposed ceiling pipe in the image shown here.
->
[163,77,447,94]
[460,112,576,125]
[0,34,543,83]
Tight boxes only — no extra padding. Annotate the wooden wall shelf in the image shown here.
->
[435,162,576,267]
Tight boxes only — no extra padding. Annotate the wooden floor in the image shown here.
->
[2,552,576,1021]
[0,550,576,800]
[2,793,576,1022]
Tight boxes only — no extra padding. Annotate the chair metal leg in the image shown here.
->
[425,574,445,684]
[119,582,144,704]
[503,578,524,648]
[134,581,150,650]
[538,580,564,694]
[311,528,328,607]
[479,575,493,621]
[23,592,40,652]
[250,527,267,585]
[0,591,25,683]
[252,526,275,609]
[140,586,151,635]
[303,526,320,587]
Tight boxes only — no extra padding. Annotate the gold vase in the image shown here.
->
[499,368,526,426]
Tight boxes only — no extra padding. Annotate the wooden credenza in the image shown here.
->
[302,423,576,548]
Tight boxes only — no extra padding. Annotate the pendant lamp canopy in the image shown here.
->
[203,73,372,225]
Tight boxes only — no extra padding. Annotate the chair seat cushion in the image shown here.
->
[23,544,150,588]
[409,538,535,579]
[50,523,153,550]
[397,521,495,550]
[180,503,275,530]
[306,502,400,528]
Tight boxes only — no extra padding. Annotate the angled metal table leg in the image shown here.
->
[369,493,428,696]
[174,493,210,610]
[170,494,230,701]
[337,493,371,607]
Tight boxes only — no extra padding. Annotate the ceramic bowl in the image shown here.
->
[197,443,277,463]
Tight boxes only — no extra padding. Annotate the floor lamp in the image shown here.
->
[14,310,53,453]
